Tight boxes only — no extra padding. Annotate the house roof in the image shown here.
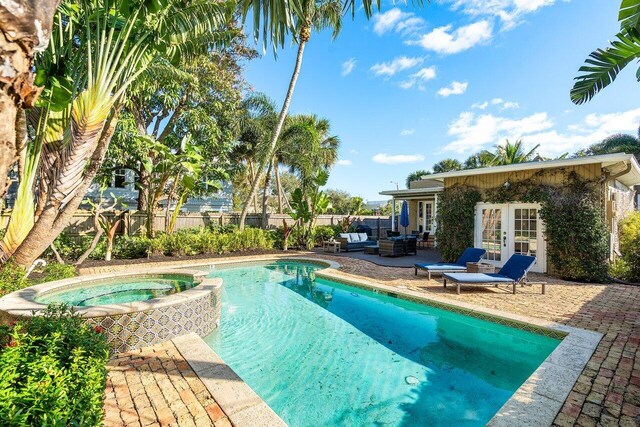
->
[379,187,443,197]
[420,153,640,188]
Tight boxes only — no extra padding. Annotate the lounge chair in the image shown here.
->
[414,247,487,279]
[442,254,542,295]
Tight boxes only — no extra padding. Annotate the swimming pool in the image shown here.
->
[204,260,560,426]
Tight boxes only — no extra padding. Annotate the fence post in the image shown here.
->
[377,217,381,239]
[123,211,131,236]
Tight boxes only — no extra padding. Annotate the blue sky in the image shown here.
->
[242,0,640,201]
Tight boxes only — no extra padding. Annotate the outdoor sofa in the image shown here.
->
[336,233,378,252]
[414,247,486,279]
[442,254,542,295]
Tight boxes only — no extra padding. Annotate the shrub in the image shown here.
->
[148,227,275,256]
[313,225,340,246]
[50,232,93,261]
[0,262,31,297]
[0,304,109,426]
[35,263,77,284]
[617,212,640,282]
[436,186,482,262]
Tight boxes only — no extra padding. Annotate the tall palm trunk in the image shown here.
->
[260,159,273,229]
[0,0,59,200]
[238,30,308,230]
[274,160,283,214]
[247,160,259,213]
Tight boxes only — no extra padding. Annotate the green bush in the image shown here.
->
[0,262,31,298]
[436,186,482,262]
[50,232,92,261]
[617,212,640,282]
[313,225,340,246]
[35,263,77,284]
[149,227,275,256]
[0,304,109,426]
[540,190,609,282]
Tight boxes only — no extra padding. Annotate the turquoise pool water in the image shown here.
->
[204,261,560,426]
[35,276,195,306]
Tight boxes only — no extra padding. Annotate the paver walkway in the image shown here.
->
[103,253,640,427]
[104,340,231,427]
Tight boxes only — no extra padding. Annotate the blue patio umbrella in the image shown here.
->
[399,200,410,236]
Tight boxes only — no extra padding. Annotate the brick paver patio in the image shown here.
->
[102,254,640,426]
[104,340,231,427]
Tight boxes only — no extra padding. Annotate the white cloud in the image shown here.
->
[371,56,424,77]
[400,66,437,90]
[444,111,553,153]
[473,98,519,109]
[400,129,415,136]
[443,107,640,158]
[472,101,489,110]
[341,58,357,76]
[438,81,469,97]
[372,153,426,164]
[372,8,425,35]
[448,0,559,30]
[409,21,492,54]
[336,159,353,166]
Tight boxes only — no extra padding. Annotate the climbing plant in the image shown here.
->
[437,171,610,282]
[435,186,482,262]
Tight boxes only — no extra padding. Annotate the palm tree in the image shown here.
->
[280,114,340,188]
[464,150,496,169]
[585,130,640,160]
[433,158,462,173]
[237,0,343,229]
[571,1,640,104]
[0,0,60,200]
[406,169,430,188]
[492,139,539,166]
[3,0,233,267]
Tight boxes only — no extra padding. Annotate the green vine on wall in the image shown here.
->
[437,171,609,282]
[435,186,482,263]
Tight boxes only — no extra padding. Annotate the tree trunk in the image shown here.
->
[10,112,118,268]
[274,160,283,214]
[261,159,273,229]
[238,39,307,230]
[0,0,60,200]
[247,160,258,213]
[137,166,150,211]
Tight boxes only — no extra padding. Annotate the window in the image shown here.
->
[113,168,127,189]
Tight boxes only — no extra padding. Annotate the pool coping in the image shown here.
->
[172,332,287,427]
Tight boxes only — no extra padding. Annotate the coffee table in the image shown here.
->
[364,245,379,255]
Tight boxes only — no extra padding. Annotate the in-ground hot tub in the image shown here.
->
[0,269,222,353]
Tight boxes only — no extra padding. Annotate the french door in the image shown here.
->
[474,203,546,273]
[417,201,434,233]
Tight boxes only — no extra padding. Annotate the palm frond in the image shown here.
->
[620,0,640,30]
[571,28,640,104]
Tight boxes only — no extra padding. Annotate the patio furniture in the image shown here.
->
[385,229,400,238]
[336,233,378,252]
[379,237,417,257]
[363,245,379,255]
[442,254,542,295]
[465,262,495,274]
[417,232,430,249]
[414,247,486,279]
[323,241,341,253]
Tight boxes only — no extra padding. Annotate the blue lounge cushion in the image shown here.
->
[456,248,487,266]
[498,254,537,281]
[442,273,516,283]
[414,263,467,271]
